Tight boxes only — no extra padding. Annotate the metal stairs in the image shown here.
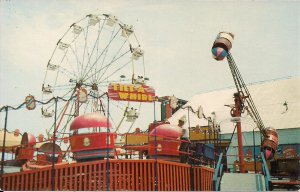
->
[213,152,271,191]
[220,173,266,191]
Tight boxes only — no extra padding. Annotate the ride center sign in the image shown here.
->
[108,83,155,102]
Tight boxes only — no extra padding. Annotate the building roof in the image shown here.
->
[168,76,300,134]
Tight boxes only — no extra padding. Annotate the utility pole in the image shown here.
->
[51,97,58,191]
[0,106,8,189]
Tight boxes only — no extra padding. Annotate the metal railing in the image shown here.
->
[2,159,214,191]
[212,152,223,191]
[261,152,272,191]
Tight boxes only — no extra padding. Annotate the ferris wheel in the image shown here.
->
[41,13,148,141]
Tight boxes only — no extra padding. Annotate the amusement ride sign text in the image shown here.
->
[108,83,155,102]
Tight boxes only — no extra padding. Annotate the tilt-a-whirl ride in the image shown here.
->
[1,12,296,191]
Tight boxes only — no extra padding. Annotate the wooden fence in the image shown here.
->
[2,159,214,191]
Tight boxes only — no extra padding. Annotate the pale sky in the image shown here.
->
[0,0,299,136]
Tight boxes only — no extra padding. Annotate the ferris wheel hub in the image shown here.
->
[92,83,98,91]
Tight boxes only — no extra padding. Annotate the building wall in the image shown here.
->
[220,128,300,171]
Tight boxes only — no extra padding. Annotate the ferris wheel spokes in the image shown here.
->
[42,13,147,140]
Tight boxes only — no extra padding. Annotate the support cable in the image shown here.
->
[226,53,266,137]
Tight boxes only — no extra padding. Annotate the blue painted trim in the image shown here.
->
[212,153,223,191]
[261,152,271,191]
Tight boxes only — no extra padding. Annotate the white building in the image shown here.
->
[168,76,300,170]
